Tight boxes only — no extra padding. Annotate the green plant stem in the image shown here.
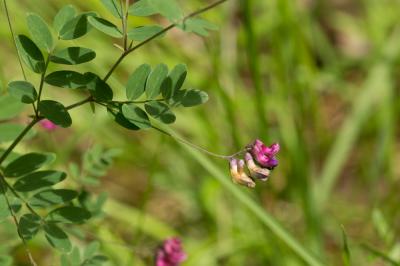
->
[36,55,51,112]
[0,176,37,266]
[103,0,228,81]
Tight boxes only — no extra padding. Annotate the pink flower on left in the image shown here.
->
[156,237,187,266]
[39,119,57,131]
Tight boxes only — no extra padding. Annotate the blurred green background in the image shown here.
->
[1,0,400,265]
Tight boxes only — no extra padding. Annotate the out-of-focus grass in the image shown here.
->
[1,0,400,265]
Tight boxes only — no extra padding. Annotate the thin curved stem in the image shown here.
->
[36,55,51,111]
[152,125,245,160]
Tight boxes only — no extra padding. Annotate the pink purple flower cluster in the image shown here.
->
[229,139,280,188]
[156,237,187,266]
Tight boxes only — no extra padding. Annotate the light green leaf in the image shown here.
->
[0,94,25,120]
[7,81,37,103]
[87,17,123,38]
[53,5,76,34]
[146,64,168,99]
[30,189,78,208]
[144,101,176,124]
[100,0,122,18]
[179,89,209,107]
[60,13,96,40]
[45,71,87,89]
[26,13,53,52]
[128,0,158,16]
[15,35,45,73]
[162,63,186,100]
[19,213,41,240]
[13,171,67,192]
[84,72,113,101]
[38,100,72,128]
[126,64,151,100]
[127,25,164,42]
[46,206,91,224]
[149,0,182,22]
[81,255,108,266]
[0,123,35,143]
[180,17,219,36]
[84,241,100,260]
[4,153,55,178]
[121,104,151,129]
[50,47,96,65]
[44,223,72,252]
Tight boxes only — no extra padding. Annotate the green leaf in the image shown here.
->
[84,241,100,260]
[87,17,123,38]
[149,0,182,22]
[4,153,55,178]
[126,64,151,100]
[180,18,219,37]
[26,13,54,52]
[50,47,96,65]
[44,223,72,253]
[7,81,37,103]
[0,123,35,143]
[146,64,168,99]
[13,171,67,192]
[127,25,164,42]
[108,106,140,131]
[84,72,113,101]
[144,101,176,124]
[175,89,209,107]
[45,71,87,89]
[38,100,72,128]
[81,255,108,266]
[46,206,91,224]
[29,189,78,208]
[53,5,76,34]
[100,0,122,18]
[0,94,25,120]
[59,13,96,40]
[19,214,41,240]
[121,104,151,129]
[341,225,351,266]
[162,63,187,100]
[15,35,45,73]
[128,0,158,16]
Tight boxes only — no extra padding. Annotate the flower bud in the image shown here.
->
[245,153,270,181]
[229,159,255,188]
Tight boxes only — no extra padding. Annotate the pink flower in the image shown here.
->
[156,237,187,266]
[250,140,280,169]
[39,119,57,131]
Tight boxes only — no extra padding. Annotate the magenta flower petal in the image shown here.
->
[156,237,187,266]
[251,140,280,169]
[39,119,57,131]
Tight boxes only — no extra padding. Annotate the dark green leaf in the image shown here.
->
[100,0,122,18]
[162,64,186,100]
[26,13,54,51]
[46,206,91,224]
[30,189,78,208]
[144,101,175,124]
[87,17,123,38]
[19,214,41,240]
[45,71,87,89]
[128,0,158,16]
[4,153,55,178]
[38,100,72,128]
[0,123,35,143]
[60,13,96,40]
[7,81,37,103]
[176,89,209,107]
[53,5,76,34]
[50,47,96,65]
[0,94,25,120]
[44,223,72,252]
[146,64,168,99]
[127,25,164,41]
[149,0,182,22]
[15,35,45,73]
[108,106,140,130]
[126,64,151,100]
[121,104,151,129]
[13,171,67,192]
[180,18,218,37]
[84,72,113,101]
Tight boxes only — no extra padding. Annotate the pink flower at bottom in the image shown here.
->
[39,119,57,131]
[156,238,187,266]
